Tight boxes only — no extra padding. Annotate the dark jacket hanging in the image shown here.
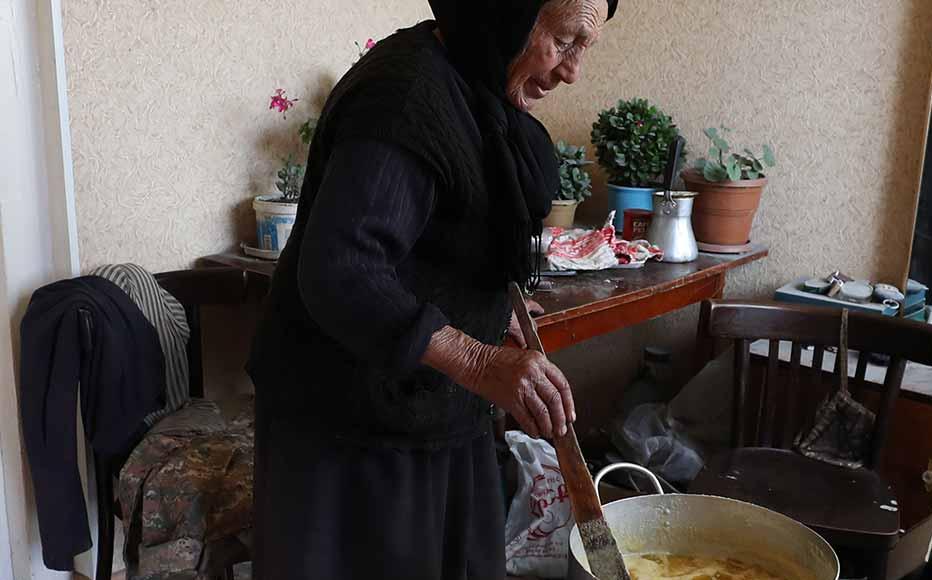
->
[19,276,165,571]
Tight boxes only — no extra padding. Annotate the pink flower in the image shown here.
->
[365,38,376,50]
[269,88,297,115]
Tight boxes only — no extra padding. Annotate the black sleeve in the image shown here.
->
[298,140,450,373]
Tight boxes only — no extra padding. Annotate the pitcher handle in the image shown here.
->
[593,463,665,502]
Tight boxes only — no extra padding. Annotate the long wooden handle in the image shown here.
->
[508,283,606,525]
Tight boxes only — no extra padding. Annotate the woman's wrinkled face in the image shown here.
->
[507,0,609,112]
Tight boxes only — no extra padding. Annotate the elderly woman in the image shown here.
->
[247,0,616,578]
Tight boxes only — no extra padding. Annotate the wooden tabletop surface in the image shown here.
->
[532,244,768,326]
[200,244,768,351]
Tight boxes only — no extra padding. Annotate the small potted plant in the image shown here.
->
[252,89,315,257]
[683,127,775,246]
[544,141,593,228]
[591,98,680,230]
[251,39,376,259]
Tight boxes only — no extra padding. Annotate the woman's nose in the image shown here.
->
[556,57,581,85]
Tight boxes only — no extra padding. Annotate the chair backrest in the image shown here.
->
[153,267,256,398]
[699,299,932,470]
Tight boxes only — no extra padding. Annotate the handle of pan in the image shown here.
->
[593,463,665,501]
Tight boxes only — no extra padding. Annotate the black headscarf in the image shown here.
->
[428,0,618,289]
[305,1,617,290]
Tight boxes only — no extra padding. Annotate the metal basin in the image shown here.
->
[568,464,840,580]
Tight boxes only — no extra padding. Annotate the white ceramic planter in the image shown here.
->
[253,195,298,255]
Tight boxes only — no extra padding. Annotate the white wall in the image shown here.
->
[1,0,80,577]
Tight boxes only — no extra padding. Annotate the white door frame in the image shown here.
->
[1,0,81,578]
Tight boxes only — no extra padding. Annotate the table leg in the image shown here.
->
[693,273,726,373]
[712,271,726,299]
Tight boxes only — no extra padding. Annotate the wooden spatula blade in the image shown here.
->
[579,518,631,580]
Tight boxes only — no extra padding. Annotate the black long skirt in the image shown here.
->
[253,397,505,580]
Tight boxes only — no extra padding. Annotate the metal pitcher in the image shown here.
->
[647,191,699,263]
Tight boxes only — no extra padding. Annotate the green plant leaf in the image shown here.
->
[695,158,707,171]
[593,98,679,186]
[725,156,742,181]
[709,147,720,159]
[746,170,759,179]
[704,163,728,182]
[762,145,776,167]
[299,118,318,145]
[704,127,719,140]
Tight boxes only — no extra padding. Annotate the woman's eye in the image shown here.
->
[555,38,573,51]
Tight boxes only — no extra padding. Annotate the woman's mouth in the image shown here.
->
[525,79,551,100]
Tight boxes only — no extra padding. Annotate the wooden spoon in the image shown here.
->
[508,282,631,580]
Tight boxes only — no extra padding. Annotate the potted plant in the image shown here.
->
[250,39,376,258]
[544,141,593,228]
[591,98,680,230]
[683,127,776,246]
[252,89,315,257]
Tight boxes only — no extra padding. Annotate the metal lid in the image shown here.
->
[803,278,831,293]
[840,281,873,303]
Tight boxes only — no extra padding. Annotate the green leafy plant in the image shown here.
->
[554,141,593,202]
[276,155,305,202]
[695,127,775,182]
[298,118,318,145]
[591,98,680,188]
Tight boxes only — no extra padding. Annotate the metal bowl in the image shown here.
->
[567,464,840,580]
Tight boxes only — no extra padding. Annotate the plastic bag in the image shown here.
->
[611,403,704,484]
[503,431,574,578]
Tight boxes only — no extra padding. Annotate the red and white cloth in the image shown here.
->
[544,212,663,272]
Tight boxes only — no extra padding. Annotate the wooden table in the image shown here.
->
[199,244,768,352]
[531,245,767,351]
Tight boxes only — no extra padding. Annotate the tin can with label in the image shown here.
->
[623,209,653,241]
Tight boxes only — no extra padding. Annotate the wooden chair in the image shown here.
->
[86,267,261,580]
[690,299,932,580]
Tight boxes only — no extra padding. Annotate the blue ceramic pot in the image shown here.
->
[607,184,657,230]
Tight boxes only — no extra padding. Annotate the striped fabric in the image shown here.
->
[90,264,190,425]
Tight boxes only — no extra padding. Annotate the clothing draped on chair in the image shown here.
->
[92,263,191,424]
[19,276,165,571]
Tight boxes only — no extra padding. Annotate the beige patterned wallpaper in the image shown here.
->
[65,0,433,272]
[64,0,932,425]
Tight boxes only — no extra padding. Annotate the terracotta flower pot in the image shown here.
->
[543,200,580,228]
[682,169,768,246]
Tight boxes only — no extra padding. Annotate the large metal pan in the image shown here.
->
[568,464,840,580]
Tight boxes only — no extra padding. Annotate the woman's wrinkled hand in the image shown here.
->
[471,345,575,439]
[505,298,544,348]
